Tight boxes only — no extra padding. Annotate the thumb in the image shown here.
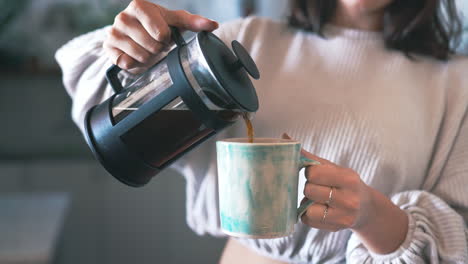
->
[281,132,330,165]
[281,132,293,140]
[163,8,219,32]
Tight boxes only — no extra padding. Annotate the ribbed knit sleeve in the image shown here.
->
[55,26,137,134]
[347,191,468,263]
[346,58,468,263]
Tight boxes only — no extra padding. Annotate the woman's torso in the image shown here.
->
[180,16,458,263]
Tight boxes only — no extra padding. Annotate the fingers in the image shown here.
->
[105,28,152,65]
[304,164,345,188]
[301,204,341,231]
[304,183,338,206]
[103,45,136,69]
[299,145,330,165]
[281,133,330,163]
[307,164,360,189]
[105,0,219,71]
[114,11,166,54]
[126,0,172,44]
[301,203,356,232]
[128,0,218,40]
[281,132,293,140]
[162,7,219,32]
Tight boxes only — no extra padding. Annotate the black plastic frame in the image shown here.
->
[84,42,235,187]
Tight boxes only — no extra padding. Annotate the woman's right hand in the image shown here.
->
[103,0,219,74]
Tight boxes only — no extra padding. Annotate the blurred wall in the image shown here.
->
[0,0,244,69]
[257,0,288,21]
[458,0,468,51]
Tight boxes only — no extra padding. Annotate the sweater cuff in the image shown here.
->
[347,211,416,262]
[346,190,468,263]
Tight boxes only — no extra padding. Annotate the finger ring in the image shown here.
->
[321,205,329,224]
[326,186,334,206]
[115,52,124,65]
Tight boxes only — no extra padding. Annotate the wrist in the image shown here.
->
[351,187,409,254]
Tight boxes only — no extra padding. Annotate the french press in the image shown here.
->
[84,27,260,187]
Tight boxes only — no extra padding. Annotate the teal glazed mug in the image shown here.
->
[216,138,321,238]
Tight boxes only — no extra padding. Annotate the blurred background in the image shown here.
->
[0,1,467,264]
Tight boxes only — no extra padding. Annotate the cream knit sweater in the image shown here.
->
[56,16,468,263]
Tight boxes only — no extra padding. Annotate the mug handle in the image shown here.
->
[296,156,321,221]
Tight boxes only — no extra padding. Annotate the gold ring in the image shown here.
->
[321,205,329,224]
[115,52,124,65]
[326,187,334,206]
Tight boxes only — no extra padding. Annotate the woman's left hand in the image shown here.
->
[300,149,374,232]
[282,133,409,254]
[281,133,408,253]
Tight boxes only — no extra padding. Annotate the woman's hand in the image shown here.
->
[103,0,219,74]
[282,133,409,254]
[300,150,374,232]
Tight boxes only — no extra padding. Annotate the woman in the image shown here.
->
[56,0,468,263]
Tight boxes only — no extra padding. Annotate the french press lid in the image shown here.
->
[179,28,260,112]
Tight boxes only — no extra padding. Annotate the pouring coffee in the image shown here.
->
[84,27,260,187]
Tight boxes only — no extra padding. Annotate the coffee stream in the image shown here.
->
[242,112,254,143]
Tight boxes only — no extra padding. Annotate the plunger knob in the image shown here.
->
[231,40,260,80]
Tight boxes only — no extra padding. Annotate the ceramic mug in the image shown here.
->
[216,138,321,238]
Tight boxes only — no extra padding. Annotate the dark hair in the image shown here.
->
[289,0,463,60]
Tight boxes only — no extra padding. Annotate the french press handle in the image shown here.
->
[105,27,186,94]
